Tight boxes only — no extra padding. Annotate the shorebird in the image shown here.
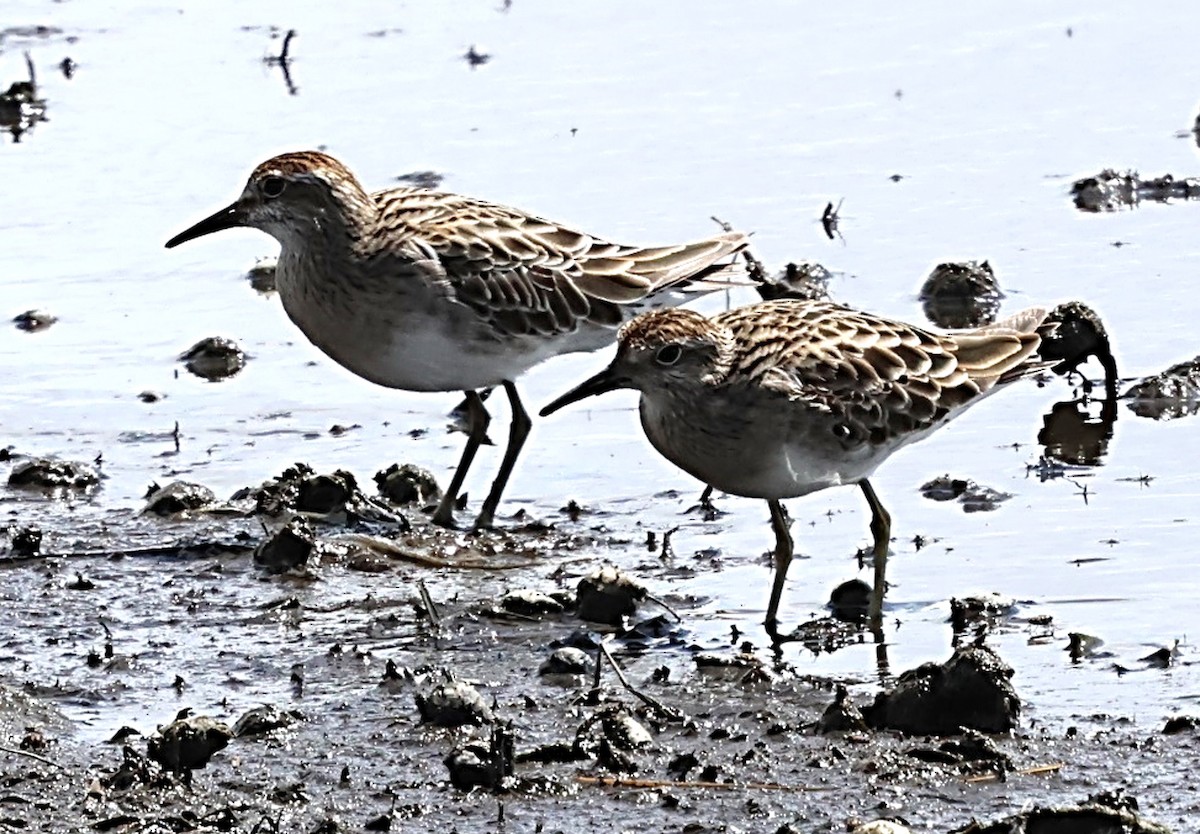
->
[541,299,1053,640]
[165,151,750,529]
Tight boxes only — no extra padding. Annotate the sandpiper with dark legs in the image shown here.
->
[541,299,1054,640]
[166,151,750,529]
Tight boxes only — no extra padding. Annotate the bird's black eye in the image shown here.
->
[261,176,287,199]
[655,344,683,366]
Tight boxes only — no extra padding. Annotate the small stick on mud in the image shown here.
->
[711,215,767,284]
[963,762,1064,783]
[599,641,683,721]
[0,743,65,770]
[264,30,299,95]
[416,579,440,627]
[23,51,36,95]
[643,590,682,622]
[577,774,836,792]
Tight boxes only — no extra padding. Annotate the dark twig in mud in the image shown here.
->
[0,743,65,770]
[417,579,441,627]
[599,641,683,721]
[658,526,679,560]
[264,30,298,95]
[711,215,767,285]
[643,590,682,622]
[821,199,845,242]
[24,51,36,95]
[577,775,836,792]
[964,762,1064,783]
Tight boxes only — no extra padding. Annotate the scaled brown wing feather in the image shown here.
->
[371,186,749,336]
[716,300,1047,446]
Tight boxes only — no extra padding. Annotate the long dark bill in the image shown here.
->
[164,202,244,248]
[539,366,629,417]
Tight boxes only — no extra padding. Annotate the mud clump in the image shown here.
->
[416,680,495,727]
[755,261,832,302]
[1071,167,1200,212]
[0,53,48,142]
[918,260,1002,328]
[232,704,301,738]
[951,790,1173,833]
[254,516,316,573]
[179,336,246,381]
[146,713,232,773]
[6,525,42,556]
[864,645,1020,734]
[576,565,648,625]
[11,309,56,332]
[919,475,1011,512]
[236,463,409,528]
[815,685,867,734]
[142,481,218,516]
[375,462,441,507]
[245,258,277,294]
[445,725,514,793]
[1040,301,1119,393]
[8,457,100,493]
[1123,355,1200,420]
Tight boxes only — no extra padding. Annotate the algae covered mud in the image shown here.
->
[3,1,1200,831]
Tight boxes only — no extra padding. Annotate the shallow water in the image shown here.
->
[3,1,1200,828]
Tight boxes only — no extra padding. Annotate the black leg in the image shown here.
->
[764,498,794,644]
[858,479,891,629]
[473,380,531,530]
[432,390,490,528]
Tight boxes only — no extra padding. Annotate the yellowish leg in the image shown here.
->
[859,479,891,628]
[474,381,531,531]
[764,498,794,643]
[432,390,490,528]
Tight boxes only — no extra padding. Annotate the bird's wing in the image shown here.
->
[372,187,749,337]
[714,300,1048,445]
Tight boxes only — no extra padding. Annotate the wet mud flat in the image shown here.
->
[0,461,1194,833]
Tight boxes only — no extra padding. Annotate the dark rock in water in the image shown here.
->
[500,588,569,617]
[254,516,316,573]
[395,170,445,189]
[246,258,277,294]
[416,680,494,727]
[756,261,832,302]
[1037,397,1117,466]
[232,704,301,738]
[179,336,246,381]
[919,475,1010,512]
[1123,355,1200,421]
[906,728,1012,776]
[538,647,593,677]
[374,462,441,506]
[9,525,41,556]
[1162,715,1199,735]
[949,593,1015,633]
[949,790,1173,834]
[918,261,1002,328]
[147,714,232,772]
[576,566,647,625]
[815,685,867,734]
[863,645,1020,735]
[296,470,355,514]
[444,724,514,792]
[8,457,100,493]
[143,480,217,516]
[235,463,409,527]
[829,579,872,622]
[1071,167,1200,212]
[0,56,48,143]
[1040,301,1119,393]
[12,309,56,332]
